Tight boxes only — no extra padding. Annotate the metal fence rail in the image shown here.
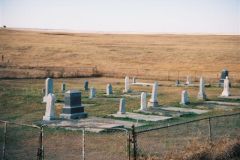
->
[133,112,240,159]
[0,112,239,160]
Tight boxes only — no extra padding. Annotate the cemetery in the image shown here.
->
[0,30,239,159]
[1,68,238,132]
[0,66,240,159]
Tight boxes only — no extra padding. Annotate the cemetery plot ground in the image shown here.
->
[0,77,240,159]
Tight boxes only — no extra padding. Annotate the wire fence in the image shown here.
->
[0,64,99,79]
[1,63,240,83]
[0,112,239,160]
[101,68,240,83]
[133,112,240,160]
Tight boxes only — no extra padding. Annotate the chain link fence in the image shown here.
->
[134,112,240,159]
[0,112,239,160]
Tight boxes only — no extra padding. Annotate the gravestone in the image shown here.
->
[197,77,207,100]
[175,80,180,86]
[106,84,113,95]
[219,69,228,87]
[140,92,147,111]
[132,77,136,83]
[118,98,126,114]
[60,90,87,119]
[61,82,66,93]
[43,93,56,121]
[89,87,96,99]
[42,88,45,95]
[186,76,191,85]
[123,76,131,93]
[180,90,190,105]
[43,78,53,103]
[221,76,230,97]
[84,80,89,91]
[148,81,159,108]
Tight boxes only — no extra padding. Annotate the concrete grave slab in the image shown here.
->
[204,101,240,106]
[111,112,172,122]
[160,107,209,114]
[41,116,144,132]
[218,96,240,100]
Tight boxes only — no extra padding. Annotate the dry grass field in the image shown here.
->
[0,29,240,159]
[0,29,239,80]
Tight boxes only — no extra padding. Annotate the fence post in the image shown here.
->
[2,122,7,160]
[37,126,44,160]
[131,125,137,160]
[208,117,212,143]
[82,128,85,160]
[128,133,131,160]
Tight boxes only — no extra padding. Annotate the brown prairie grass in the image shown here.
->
[0,29,240,80]
[139,137,240,160]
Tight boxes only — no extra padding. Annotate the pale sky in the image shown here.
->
[0,0,240,34]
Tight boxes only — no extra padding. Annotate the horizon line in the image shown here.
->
[2,27,240,36]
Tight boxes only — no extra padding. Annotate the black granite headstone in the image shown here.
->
[84,80,89,91]
[219,69,229,87]
[60,90,87,119]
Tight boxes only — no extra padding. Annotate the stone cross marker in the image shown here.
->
[43,78,53,103]
[43,93,56,121]
[61,82,66,93]
[106,84,113,95]
[140,92,147,111]
[89,87,96,99]
[197,77,207,100]
[148,81,159,108]
[221,76,230,97]
[60,90,87,119]
[186,76,191,85]
[123,76,130,93]
[84,80,89,91]
[118,98,126,114]
[180,90,190,105]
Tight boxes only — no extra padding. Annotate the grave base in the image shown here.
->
[60,112,88,119]
[43,115,55,121]
[147,101,159,108]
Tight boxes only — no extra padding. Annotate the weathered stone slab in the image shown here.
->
[112,112,172,122]
[41,117,144,132]
[204,101,240,106]
[161,107,209,114]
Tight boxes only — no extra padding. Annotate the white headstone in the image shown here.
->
[180,90,190,105]
[148,81,159,107]
[132,77,136,84]
[123,76,130,93]
[118,98,126,114]
[43,93,56,121]
[140,92,147,111]
[186,76,191,85]
[221,76,230,97]
[106,84,113,95]
[197,77,207,100]
[89,87,96,99]
[43,78,53,102]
